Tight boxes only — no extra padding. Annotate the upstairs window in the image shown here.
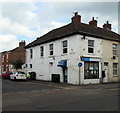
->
[113,63,118,76]
[62,40,68,54]
[6,54,8,62]
[2,55,4,62]
[30,49,33,58]
[40,46,44,57]
[112,44,117,56]
[88,40,94,53]
[49,44,53,56]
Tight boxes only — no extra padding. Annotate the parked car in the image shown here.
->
[10,71,27,80]
[1,71,13,79]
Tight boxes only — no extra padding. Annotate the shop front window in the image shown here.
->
[84,62,99,79]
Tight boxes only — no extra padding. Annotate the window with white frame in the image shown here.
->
[112,44,117,56]
[40,46,44,57]
[113,63,118,76]
[30,49,33,58]
[49,44,53,55]
[88,40,94,53]
[62,40,68,54]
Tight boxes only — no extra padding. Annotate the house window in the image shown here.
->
[113,63,118,76]
[30,64,32,68]
[112,44,117,56]
[88,40,94,53]
[49,44,53,55]
[30,49,33,58]
[40,46,44,57]
[6,54,8,62]
[84,62,99,79]
[62,40,68,54]
[2,55,4,62]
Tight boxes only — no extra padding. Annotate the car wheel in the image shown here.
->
[9,77,12,80]
[2,76,5,79]
[14,77,16,80]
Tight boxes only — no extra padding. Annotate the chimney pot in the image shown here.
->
[107,20,109,24]
[71,12,81,23]
[75,12,78,16]
[19,41,26,47]
[89,17,97,27]
[103,21,111,30]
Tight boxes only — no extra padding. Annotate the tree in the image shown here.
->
[12,58,23,70]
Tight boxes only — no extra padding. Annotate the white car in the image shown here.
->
[10,71,27,80]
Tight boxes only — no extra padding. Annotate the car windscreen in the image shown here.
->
[18,72,25,74]
[8,72,13,74]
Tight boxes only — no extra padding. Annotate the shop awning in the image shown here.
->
[57,60,67,67]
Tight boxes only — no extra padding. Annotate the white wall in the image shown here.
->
[26,34,103,85]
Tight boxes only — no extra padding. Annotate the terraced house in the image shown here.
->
[0,41,26,73]
[25,12,120,85]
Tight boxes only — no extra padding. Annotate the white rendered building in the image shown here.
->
[25,13,120,85]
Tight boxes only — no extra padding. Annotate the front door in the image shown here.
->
[63,68,68,83]
[49,62,53,81]
[103,62,109,83]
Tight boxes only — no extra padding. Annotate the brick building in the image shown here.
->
[0,41,26,74]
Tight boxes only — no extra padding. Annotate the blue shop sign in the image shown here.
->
[57,60,67,67]
[81,57,90,61]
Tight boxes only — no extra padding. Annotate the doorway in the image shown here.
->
[62,67,68,83]
[103,62,109,83]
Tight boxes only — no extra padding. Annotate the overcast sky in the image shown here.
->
[0,0,119,52]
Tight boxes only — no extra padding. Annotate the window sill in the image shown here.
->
[88,53,95,55]
[61,53,68,56]
[113,75,118,77]
[48,55,55,58]
[40,57,44,59]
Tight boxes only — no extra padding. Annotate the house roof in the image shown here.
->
[25,22,120,48]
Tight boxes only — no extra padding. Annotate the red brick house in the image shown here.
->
[0,41,26,73]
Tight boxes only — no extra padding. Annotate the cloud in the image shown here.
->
[44,2,118,32]
[0,0,119,2]
[1,2,38,26]
[50,21,67,28]
[0,2,118,53]
[0,34,19,52]
[0,16,36,38]
[33,21,67,38]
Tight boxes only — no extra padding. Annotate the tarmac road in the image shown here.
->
[2,79,120,112]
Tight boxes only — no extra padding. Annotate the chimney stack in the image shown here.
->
[103,21,111,30]
[89,17,97,27]
[71,12,81,23]
[19,41,26,47]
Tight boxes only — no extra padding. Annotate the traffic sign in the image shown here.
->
[78,62,82,67]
